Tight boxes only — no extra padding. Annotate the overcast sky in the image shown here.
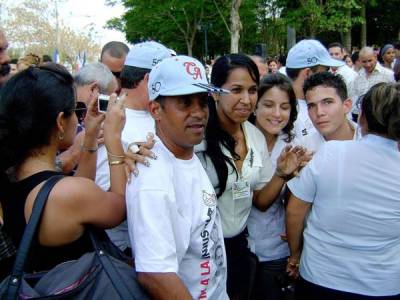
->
[1,0,128,46]
[59,0,127,46]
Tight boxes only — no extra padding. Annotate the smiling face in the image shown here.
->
[151,93,209,159]
[360,52,377,74]
[216,67,258,127]
[255,87,291,136]
[305,86,352,140]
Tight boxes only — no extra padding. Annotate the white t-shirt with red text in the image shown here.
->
[127,139,228,299]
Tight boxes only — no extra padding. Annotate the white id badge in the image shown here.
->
[232,180,251,200]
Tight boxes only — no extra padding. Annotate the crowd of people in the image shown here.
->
[0,26,399,300]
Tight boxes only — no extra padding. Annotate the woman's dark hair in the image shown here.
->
[0,63,75,173]
[250,73,297,143]
[204,53,259,197]
[361,82,400,141]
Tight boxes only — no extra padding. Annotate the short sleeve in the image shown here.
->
[95,146,111,191]
[287,143,328,203]
[127,188,179,273]
[254,140,274,191]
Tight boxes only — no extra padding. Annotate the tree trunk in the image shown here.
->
[344,30,351,53]
[287,26,296,50]
[343,8,351,52]
[186,39,193,57]
[230,0,242,53]
[360,1,367,47]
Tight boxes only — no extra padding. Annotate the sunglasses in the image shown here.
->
[74,101,87,123]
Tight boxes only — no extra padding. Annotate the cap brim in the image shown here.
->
[321,57,345,67]
[160,84,230,97]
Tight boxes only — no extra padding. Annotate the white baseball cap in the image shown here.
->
[286,39,344,69]
[148,55,229,101]
[124,41,171,69]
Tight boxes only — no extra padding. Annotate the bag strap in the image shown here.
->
[89,230,143,299]
[6,175,64,300]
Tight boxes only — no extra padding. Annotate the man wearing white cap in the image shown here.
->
[285,39,344,138]
[127,56,229,299]
[95,41,171,252]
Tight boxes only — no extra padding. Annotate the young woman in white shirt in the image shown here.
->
[247,73,300,300]
[196,54,305,300]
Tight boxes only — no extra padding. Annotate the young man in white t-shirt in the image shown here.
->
[285,40,345,138]
[126,56,229,299]
[96,41,171,252]
[300,71,360,153]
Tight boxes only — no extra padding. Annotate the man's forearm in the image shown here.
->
[286,195,311,259]
[138,272,192,300]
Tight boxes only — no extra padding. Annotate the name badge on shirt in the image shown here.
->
[232,180,250,200]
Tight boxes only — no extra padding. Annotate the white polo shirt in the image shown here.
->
[247,133,300,261]
[293,99,317,138]
[196,121,274,238]
[287,134,400,296]
[127,139,228,299]
[96,108,155,250]
[300,120,361,153]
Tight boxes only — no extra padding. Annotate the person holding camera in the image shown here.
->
[0,63,127,273]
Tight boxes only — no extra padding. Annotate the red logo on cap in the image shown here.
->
[184,62,202,80]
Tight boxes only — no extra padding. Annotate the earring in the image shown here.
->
[58,133,64,140]
[253,111,256,116]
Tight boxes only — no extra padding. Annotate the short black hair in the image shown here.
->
[328,42,344,51]
[352,51,360,63]
[10,58,18,64]
[120,65,150,89]
[303,71,348,101]
[100,41,129,59]
[286,65,328,81]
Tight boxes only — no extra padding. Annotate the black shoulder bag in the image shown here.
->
[0,175,149,300]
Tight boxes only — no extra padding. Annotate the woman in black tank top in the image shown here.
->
[0,64,127,273]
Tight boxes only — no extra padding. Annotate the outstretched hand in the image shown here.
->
[276,145,304,178]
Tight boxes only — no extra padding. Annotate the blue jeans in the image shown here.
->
[253,257,295,300]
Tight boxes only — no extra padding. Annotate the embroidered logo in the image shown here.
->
[184,61,202,80]
[151,81,161,94]
[202,190,217,207]
[307,56,318,65]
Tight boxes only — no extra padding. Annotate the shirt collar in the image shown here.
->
[362,62,384,76]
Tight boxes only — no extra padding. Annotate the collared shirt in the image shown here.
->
[247,133,300,261]
[196,121,274,238]
[350,63,395,113]
[287,134,400,296]
[300,120,361,153]
[293,99,317,138]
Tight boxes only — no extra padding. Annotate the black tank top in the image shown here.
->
[1,170,93,272]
